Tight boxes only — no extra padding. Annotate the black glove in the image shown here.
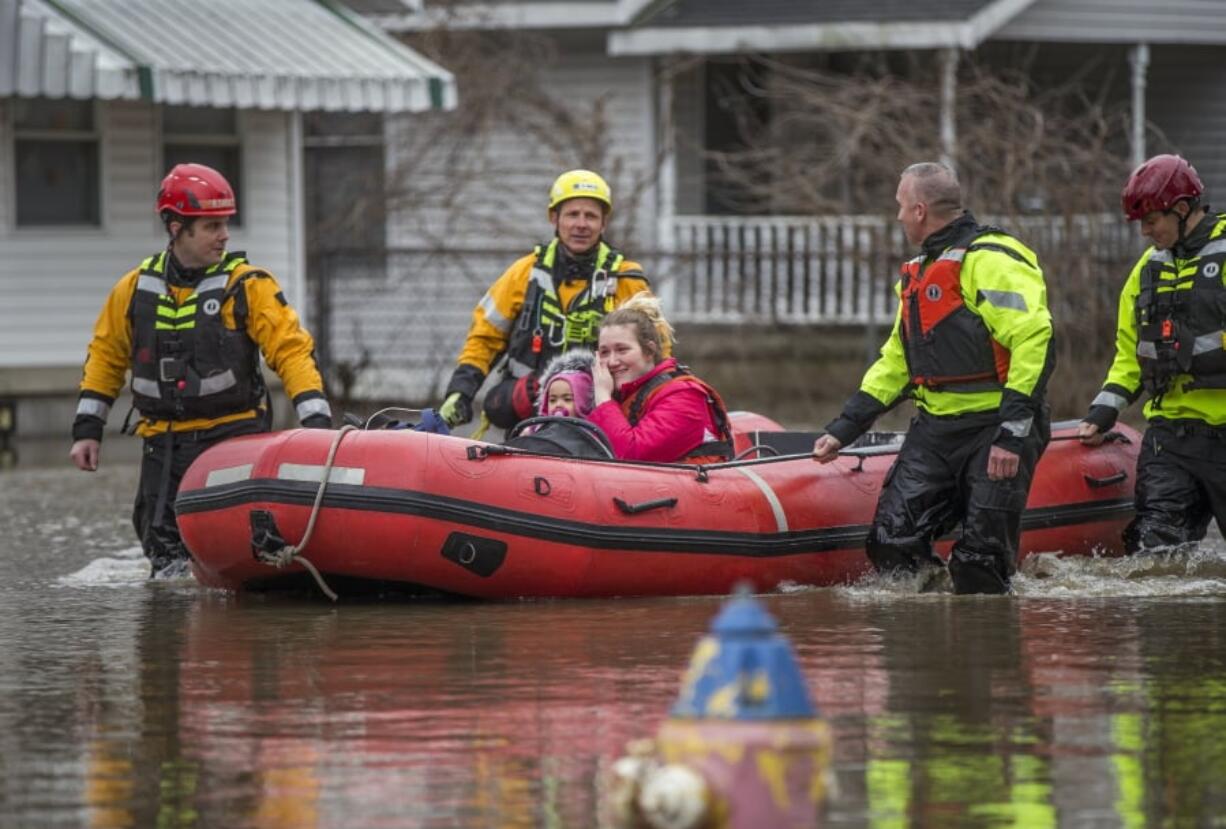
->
[1082,404,1119,433]
[301,414,333,429]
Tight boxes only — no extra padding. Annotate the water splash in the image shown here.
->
[1014,546,1226,598]
[56,546,149,588]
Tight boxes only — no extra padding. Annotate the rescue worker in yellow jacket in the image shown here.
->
[1079,154,1226,554]
[813,162,1055,594]
[69,163,332,578]
[439,170,650,430]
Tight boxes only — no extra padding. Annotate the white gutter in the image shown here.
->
[608,0,1038,56]
[374,1,621,32]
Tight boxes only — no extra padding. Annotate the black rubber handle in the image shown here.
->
[1084,470,1128,488]
[614,496,678,515]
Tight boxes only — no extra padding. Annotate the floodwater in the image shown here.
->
[3,455,1226,828]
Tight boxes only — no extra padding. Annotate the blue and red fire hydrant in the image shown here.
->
[606,590,833,828]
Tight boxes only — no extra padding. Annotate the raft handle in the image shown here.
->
[614,496,678,515]
[1084,470,1128,489]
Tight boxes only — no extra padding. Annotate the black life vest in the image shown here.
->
[1134,216,1226,398]
[503,239,625,378]
[128,250,265,421]
[621,365,733,463]
[899,223,1031,393]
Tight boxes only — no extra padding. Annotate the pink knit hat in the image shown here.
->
[539,371,595,418]
[536,349,596,418]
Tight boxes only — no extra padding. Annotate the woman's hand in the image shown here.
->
[593,358,615,405]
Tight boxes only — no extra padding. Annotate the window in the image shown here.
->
[162,106,242,225]
[304,112,386,254]
[14,98,100,226]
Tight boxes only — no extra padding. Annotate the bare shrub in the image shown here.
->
[703,53,1165,417]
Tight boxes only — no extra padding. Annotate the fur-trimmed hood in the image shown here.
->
[536,348,596,418]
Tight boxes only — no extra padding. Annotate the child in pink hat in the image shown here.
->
[536,349,595,419]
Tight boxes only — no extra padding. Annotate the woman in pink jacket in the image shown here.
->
[589,292,732,463]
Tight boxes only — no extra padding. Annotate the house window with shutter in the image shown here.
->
[14,98,100,227]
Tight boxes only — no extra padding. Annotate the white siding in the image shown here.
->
[1147,45,1226,202]
[0,100,296,379]
[997,0,1226,44]
[233,109,298,302]
[385,50,655,251]
[349,45,656,399]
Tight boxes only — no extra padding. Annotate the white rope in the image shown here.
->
[255,424,358,601]
[362,406,422,428]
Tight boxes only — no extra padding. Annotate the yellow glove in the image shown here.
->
[439,391,473,427]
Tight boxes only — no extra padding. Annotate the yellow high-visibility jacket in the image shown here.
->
[1089,214,1226,426]
[74,251,329,440]
[454,240,649,380]
[825,217,1054,450]
[862,229,1053,418]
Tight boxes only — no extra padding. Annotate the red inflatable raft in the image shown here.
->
[176,413,1140,598]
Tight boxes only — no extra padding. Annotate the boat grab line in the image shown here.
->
[733,466,789,532]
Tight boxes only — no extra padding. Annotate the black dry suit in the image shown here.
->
[824,214,1055,595]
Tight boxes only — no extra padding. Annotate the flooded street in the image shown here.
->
[3,456,1226,827]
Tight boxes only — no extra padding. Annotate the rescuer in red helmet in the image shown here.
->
[69,163,333,579]
[1080,154,1226,555]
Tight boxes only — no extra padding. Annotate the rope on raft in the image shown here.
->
[254,424,359,602]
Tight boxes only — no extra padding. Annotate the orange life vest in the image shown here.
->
[899,224,1015,392]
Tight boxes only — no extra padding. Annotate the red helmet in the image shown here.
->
[1120,154,1203,220]
[157,163,236,218]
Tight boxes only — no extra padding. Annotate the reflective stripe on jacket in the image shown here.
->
[75,250,329,438]
[1135,218,1226,397]
[860,222,1053,419]
[454,239,649,380]
[899,223,1017,392]
[1092,214,1226,426]
[129,251,263,421]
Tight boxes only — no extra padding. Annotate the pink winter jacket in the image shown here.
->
[588,358,722,462]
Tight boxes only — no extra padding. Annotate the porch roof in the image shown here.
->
[609,0,1037,55]
[0,0,456,112]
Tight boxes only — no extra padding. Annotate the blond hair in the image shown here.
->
[599,291,674,360]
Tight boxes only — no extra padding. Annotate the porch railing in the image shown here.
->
[658,213,1138,324]
[312,213,1140,400]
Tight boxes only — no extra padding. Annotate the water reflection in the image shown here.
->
[3,460,1226,827]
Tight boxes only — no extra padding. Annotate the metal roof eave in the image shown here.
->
[2,0,456,113]
[607,0,1037,56]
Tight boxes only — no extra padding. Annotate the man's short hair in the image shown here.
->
[902,162,963,216]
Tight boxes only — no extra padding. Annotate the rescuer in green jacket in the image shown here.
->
[814,162,1055,594]
[1079,154,1226,554]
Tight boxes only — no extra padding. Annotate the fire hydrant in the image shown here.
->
[606,591,833,829]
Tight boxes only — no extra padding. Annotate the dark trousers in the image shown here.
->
[866,408,1050,594]
[133,418,264,572]
[1124,420,1226,554]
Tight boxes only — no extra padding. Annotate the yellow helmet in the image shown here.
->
[548,169,612,214]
